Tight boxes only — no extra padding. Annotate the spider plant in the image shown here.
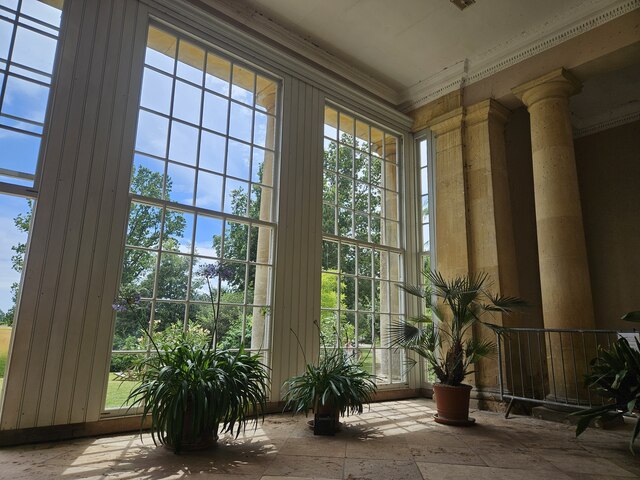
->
[283,326,377,433]
[389,270,526,386]
[127,341,269,453]
[283,347,376,418]
[121,262,269,453]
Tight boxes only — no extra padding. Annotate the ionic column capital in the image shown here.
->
[512,68,581,109]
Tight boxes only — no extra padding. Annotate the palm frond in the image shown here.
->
[390,270,524,386]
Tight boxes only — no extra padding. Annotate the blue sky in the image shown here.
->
[0,194,30,311]
[0,0,62,312]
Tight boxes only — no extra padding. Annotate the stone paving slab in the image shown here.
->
[0,399,637,479]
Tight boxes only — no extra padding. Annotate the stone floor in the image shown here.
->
[1,399,639,479]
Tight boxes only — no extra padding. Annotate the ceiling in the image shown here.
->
[236,0,627,101]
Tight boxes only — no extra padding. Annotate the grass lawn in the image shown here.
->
[0,352,7,390]
[104,373,140,410]
[0,351,6,379]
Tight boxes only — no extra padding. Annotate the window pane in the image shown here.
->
[162,209,193,254]
[324,107,337,139]
[339,113,354,146]
[0,129,40,178]
[146,26,176,73]
[194,214,222,258]
[176,39,204,85]
[172,80,202,125]
[255,76,276,113]
[203,92,228,134]
[126,203,162,249]
[252,148,273,186]
[226,139,250,180]
[229,102,252,142]
[12,27,57,73]
[231,65,254,105]
[224,178,248,215]
[205,52,230,95]
[3,76,49,123]
[140,68,172,115]
[135,110,168,158]
[199,130,225,173]
[125,167,161,208]
[195,171,223,211]
[157,253,190,300]
[169,120,199,166]
[166,162,195,205]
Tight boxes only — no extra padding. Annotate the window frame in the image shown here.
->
[104,20,282,412]
[414,129,437,386]
[320,100,409,388]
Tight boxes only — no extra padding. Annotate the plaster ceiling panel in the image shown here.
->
[571,60,640,130]
[241,0,603,91]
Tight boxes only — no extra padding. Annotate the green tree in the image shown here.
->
[1,199,34,326]
[321,134,382,334]
[114,166,190,348]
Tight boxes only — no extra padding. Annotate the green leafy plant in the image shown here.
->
[573,312,640,453]
[283,326,377,426]
[389,270,525,386]
[120,262,269,453]
[127,341,268,453]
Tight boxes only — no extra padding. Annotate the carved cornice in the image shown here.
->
[573,109,640,138]
[189,0,638,112]
[400,0,639,111]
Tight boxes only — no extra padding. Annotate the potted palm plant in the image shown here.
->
[390,270,525,425]
[283,327,377,435]
[120,263,269,453]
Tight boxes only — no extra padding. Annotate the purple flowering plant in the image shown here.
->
[112,292,141,313]
[198,262,235,352]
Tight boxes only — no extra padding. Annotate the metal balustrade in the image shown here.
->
[490,326,639,418]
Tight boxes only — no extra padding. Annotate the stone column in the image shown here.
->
[513,68,595,402]
[251,88,276,354]
[380,137,400,383]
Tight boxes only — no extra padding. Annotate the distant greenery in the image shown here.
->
[0,351,7,380]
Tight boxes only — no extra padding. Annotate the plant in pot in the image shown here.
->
[389,270,525,426]
[282,327,377,435]
[120,262,269,453]
[571,311,640,454]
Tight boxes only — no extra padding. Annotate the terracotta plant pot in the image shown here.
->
[432,383,476,426]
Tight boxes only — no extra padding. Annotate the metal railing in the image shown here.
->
[492,326,638,418]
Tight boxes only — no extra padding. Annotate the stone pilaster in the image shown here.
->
[428,107,469,279]
[464,99,523,397]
